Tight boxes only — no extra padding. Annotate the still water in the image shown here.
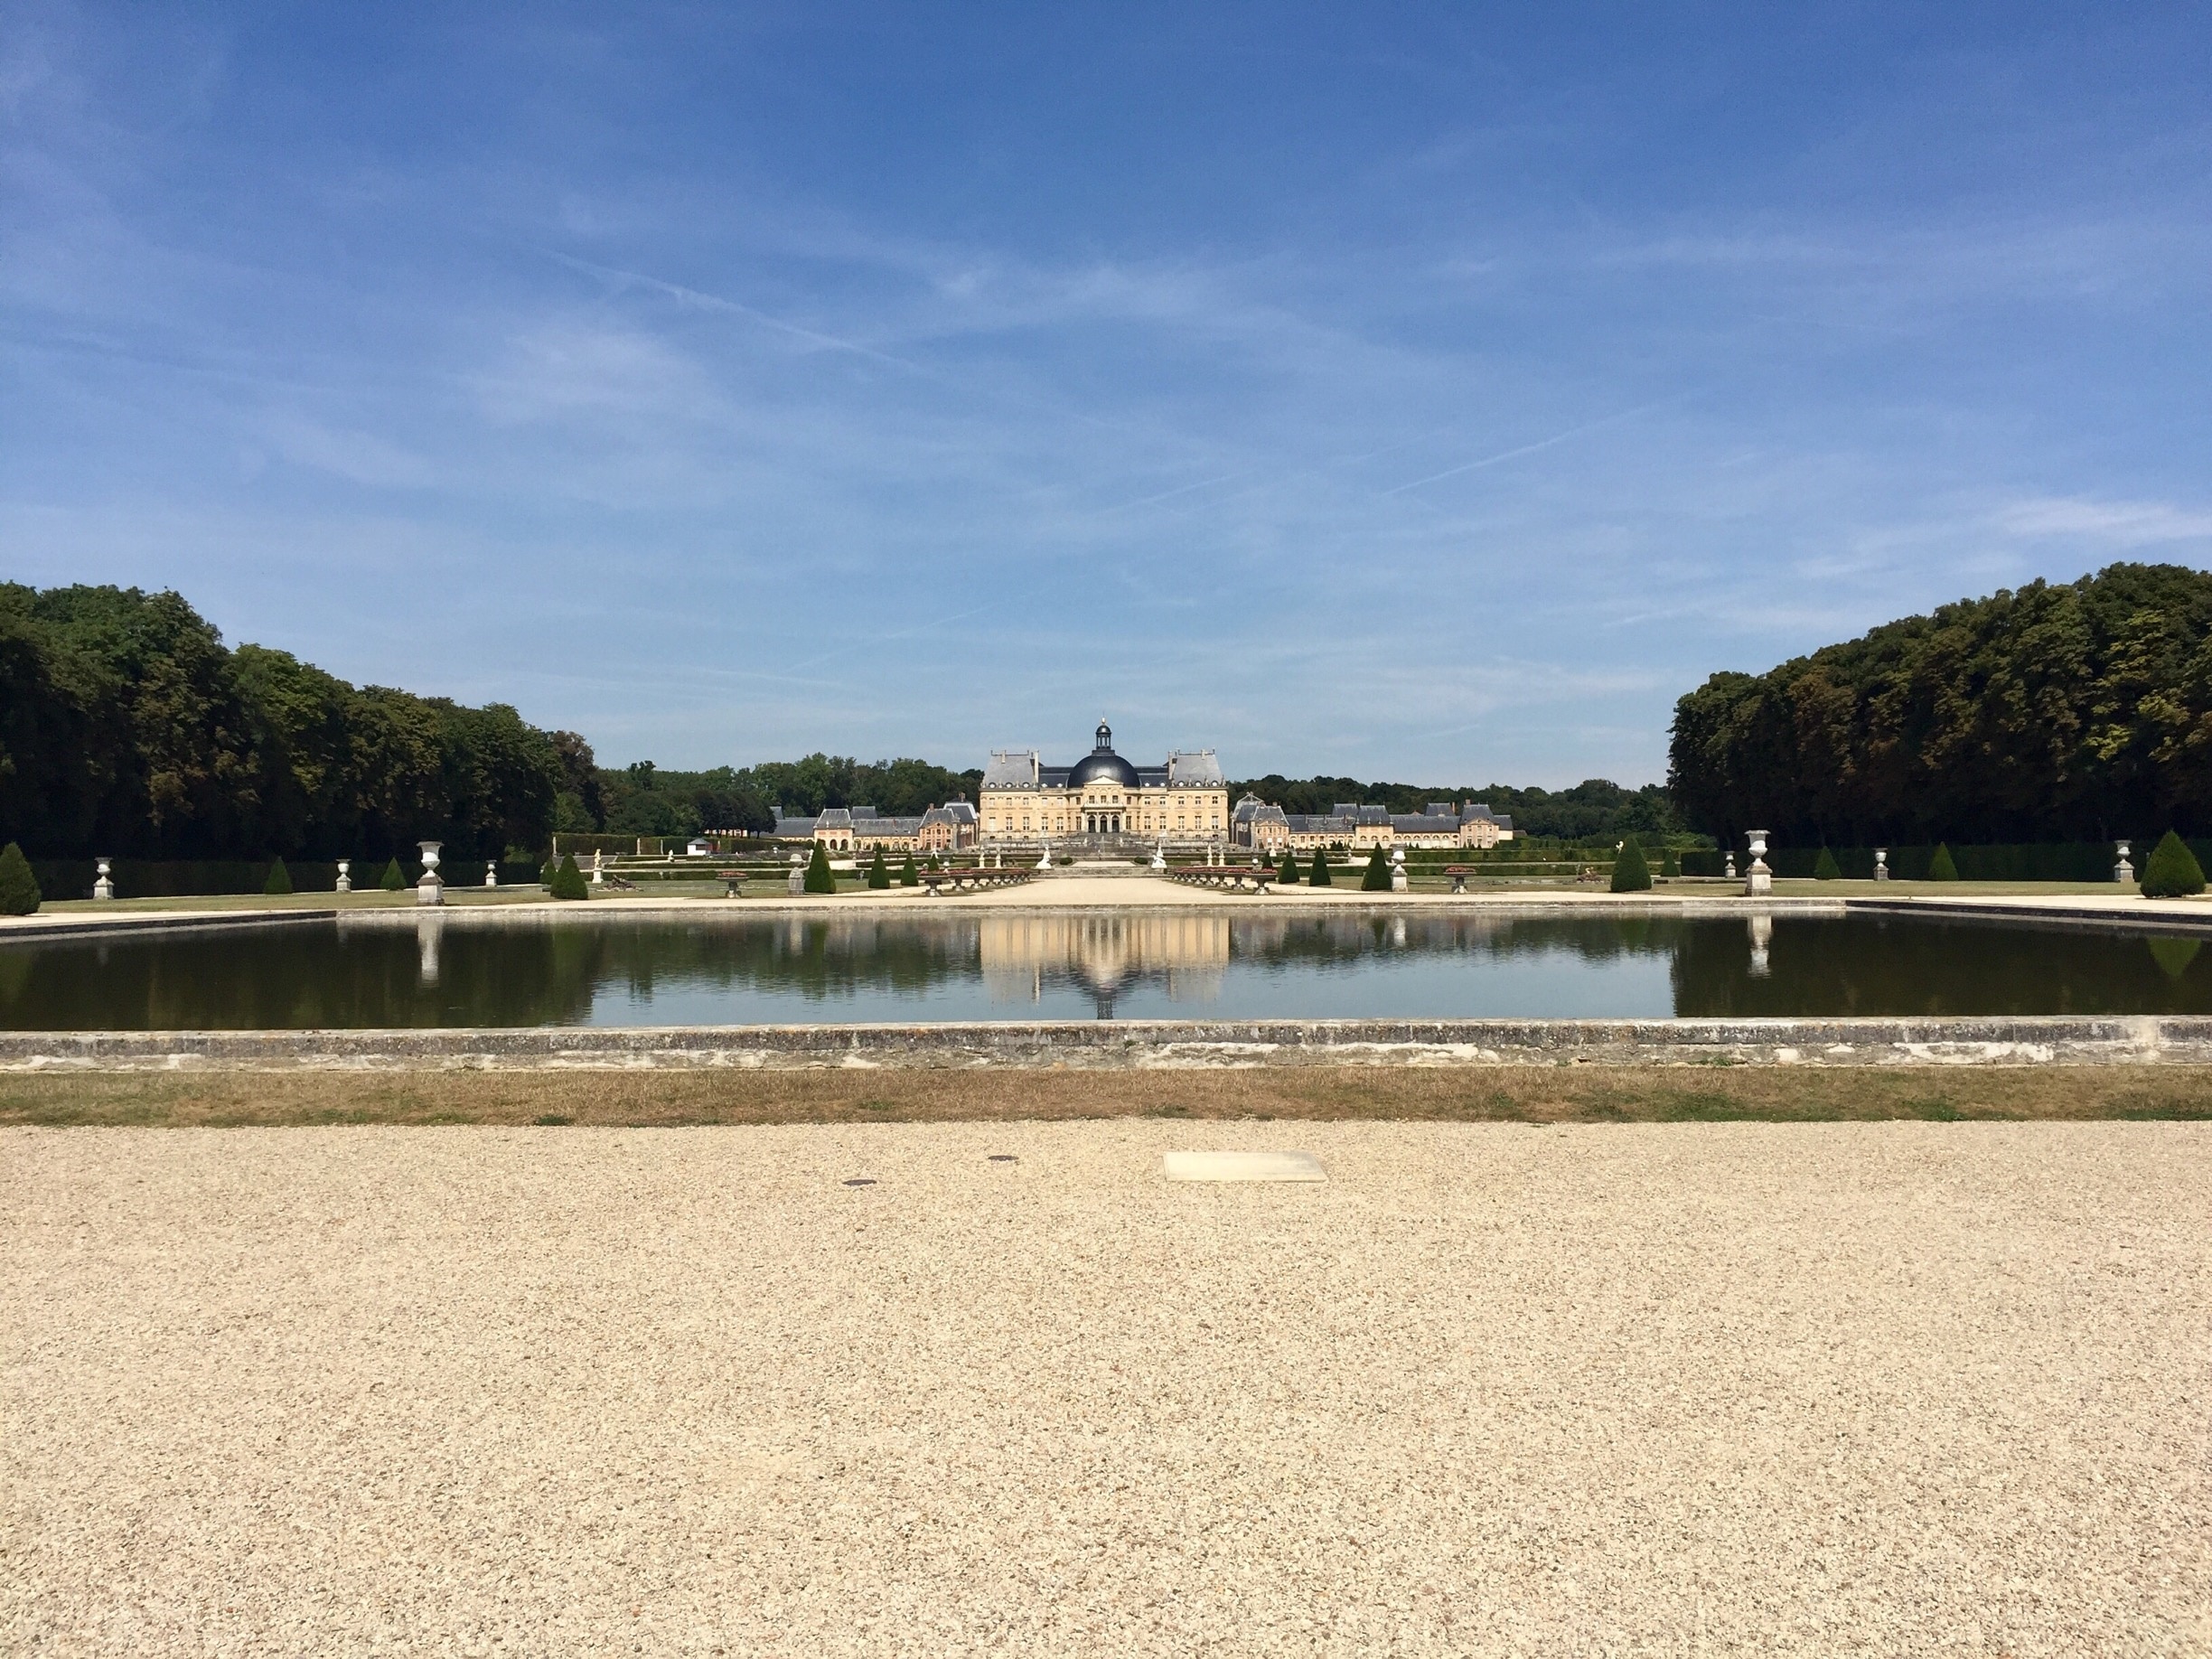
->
[5,909,2211,1029]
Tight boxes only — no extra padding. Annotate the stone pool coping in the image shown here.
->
[7,1015,2211,1072]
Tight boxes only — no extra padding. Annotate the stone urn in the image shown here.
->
[1390,847,1408,892]
[416,840,445,906]
[1743,830,1773,896]
[335,858,351,894]
[92,857,115,901]
[1872,848,1889,882]
[2114,840,2135,883]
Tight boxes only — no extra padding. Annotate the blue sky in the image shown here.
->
[5,4,2208,784]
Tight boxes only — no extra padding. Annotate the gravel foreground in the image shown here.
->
[5,1123,2207,1656]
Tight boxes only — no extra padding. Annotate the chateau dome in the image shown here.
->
[1066,721,1139,789]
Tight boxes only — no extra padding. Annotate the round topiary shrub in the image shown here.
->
[1362,845,1392,890]
[0,842,42,915]
[1813,846,1842,881]
[2141,830,2207,898]
[804,842,837,894]
[1610,836,1653,892]
[264,857,293,895]
[1928,843,1959,881]
[549,854,590,900]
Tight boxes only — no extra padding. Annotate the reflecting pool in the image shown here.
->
[6,908,2212,1029]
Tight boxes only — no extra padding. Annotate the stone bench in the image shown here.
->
[917,868,1035,895]
[1166,867,1277,895]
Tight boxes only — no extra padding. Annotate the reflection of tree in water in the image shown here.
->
[1671,916,2212,1017]
[10,909,2212,1030]
[1230,913,1690,970]
[0,914,986,1030]
[598,914,980,1007]
[0,918,608,1030]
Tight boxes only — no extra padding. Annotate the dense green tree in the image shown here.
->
[1669,564,2212,847]
[1610,836,1653,892]
[0,841,42,914]
[1309,848,1332,886]
[804,842,836,894]
[263,857,293,895]
[867,847,890,889]
[1814,846,1842,881]
[548,853,590,900]
[1362,845,1392,890]
[0,584,567,861]
[2141,830,2207,898]
[1928,843,1959,881]
[1231,773,1676,841]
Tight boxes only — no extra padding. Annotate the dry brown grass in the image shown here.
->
[5,1064,2212,1127]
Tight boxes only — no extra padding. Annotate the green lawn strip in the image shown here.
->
[6,1065,2212,1127]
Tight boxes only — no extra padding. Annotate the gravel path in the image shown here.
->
[5,1122,2207,1655]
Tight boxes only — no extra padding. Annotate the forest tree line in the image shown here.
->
[1230,774,1681,842]
[1668,562,2212,848]
[1,584,575,860]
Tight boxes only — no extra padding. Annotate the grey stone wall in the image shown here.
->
[5,1015,2208,1072]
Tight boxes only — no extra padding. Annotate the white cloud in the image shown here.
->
[1998,496,2212,547]
[267,417,435,489]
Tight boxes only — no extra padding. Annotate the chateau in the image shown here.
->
[770,719,1515,859]
[980,722,1229,847]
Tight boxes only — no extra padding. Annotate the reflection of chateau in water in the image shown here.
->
[980,914,1230,1015]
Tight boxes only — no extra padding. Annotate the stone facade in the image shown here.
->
[980,722,1229,848]
[1232,794,1514,853]
[773,803,971,853]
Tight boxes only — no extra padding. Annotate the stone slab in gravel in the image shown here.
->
[5,1122,2207,1656]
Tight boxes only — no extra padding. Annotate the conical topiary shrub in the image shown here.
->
[804,842,837,894]
[264,857,293,895]
[926,853,942,872]
[1310,848,1332,887]
[0,842,42,915]
[1928,842,1959,881]
[380,857,407,891]
[549,854,589,899]
[2141,830,2207,898]
[867,848,890,889]
[1275,846,1296,885]
[1610,835,1653,892]
[1813,846,1842,881]
[1362,845,1392,891]
[1661,844,1680,878]
[900,853,918,886]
